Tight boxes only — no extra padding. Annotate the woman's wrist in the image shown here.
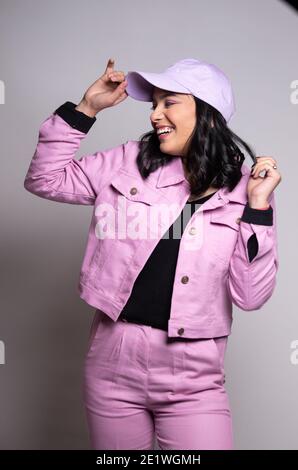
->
[75,100,98,118]
[248,198,270,210]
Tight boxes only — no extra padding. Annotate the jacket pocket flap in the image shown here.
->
[210,210,241,231]
[110,171,159,206]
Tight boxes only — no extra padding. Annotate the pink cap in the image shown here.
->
[125,58,236,123]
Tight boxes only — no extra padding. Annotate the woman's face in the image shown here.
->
[150,87,196,157]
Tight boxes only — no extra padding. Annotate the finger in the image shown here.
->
[255,156,277,163]
[104,58,115,75]
[111,80,127,98]
[251,159,277,172]
[108,74,120,82]
[254,156,277,166]
[252,159,277,168]
[108,71,125,81]
[113,91,128,106]
[251,163,276,178]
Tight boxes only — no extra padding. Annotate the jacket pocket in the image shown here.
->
[110,170,164,239]
[110,170,160,206]
[209,209,241,266]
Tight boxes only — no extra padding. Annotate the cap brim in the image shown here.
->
[125,71,188,101]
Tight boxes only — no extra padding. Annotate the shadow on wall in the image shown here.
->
[280,0,298,13]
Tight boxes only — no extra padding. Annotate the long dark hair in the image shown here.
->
[136,96,257,195]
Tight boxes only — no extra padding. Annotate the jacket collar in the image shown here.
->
[156,155,251,208]
[156,155,187,188]
[220,163,251,205]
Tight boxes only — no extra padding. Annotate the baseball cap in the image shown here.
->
[125,58,236,123]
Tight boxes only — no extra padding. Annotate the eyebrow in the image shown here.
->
[152,92,179,103]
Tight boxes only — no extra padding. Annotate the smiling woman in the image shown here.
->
[134,85,254,199]
[150,88,196,158]
[24,57,279,452]
[118,57,260,200]
[119,59,257,199]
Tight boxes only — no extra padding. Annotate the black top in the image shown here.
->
[54,101,273,332]
[119,192,218,330]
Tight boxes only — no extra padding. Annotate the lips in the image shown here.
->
[157,128,175,140]
[158,131,173,140]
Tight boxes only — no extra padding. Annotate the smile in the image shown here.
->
[158,130,175,140]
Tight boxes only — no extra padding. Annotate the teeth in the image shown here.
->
[157,126,174,135]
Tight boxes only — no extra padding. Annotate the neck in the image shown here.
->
[182,161,218,200]
[188,187,218,202]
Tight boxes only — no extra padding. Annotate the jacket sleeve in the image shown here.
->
[227,191,279,311]
[24,102,127,205]
[244,205,273,262]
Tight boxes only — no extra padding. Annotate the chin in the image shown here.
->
[159,145,180,156]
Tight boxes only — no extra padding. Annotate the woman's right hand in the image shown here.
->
[75,58,128,117]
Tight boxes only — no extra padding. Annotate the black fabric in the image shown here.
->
[247,234,258,262]
[119,193,217,330]
[242,203,273,262]
[54,101,96,133]
[241,202,273,225]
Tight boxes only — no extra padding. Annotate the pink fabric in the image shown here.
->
[24,113,279,339]
[83,310,233,450]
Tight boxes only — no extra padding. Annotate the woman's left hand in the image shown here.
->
[247,156,282,209]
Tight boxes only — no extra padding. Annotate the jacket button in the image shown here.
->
[236,217,241,224]
[189,227,196,235]
[181,275,189,284]
[130,187,138,195]
[178,327,184,335]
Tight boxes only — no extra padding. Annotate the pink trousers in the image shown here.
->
[83,309,234,450]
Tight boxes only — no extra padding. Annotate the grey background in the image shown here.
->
[0,0,297,450]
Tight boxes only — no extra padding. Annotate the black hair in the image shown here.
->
[136,95,257,195]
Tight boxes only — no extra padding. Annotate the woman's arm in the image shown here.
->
[227,191,279,310]
[24,102,127,205]
[24,59,129,205]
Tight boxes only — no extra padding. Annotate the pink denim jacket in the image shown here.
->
[24,112,279,338]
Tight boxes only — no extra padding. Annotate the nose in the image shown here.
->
[151,105,165,120]
[151,110,164,128]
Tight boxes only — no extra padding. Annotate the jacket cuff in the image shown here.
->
[54,101,96,134]
[241,202,273,226]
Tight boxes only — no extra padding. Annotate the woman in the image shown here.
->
[24,57,281,450]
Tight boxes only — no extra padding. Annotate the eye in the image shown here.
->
[150,101,174,111]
